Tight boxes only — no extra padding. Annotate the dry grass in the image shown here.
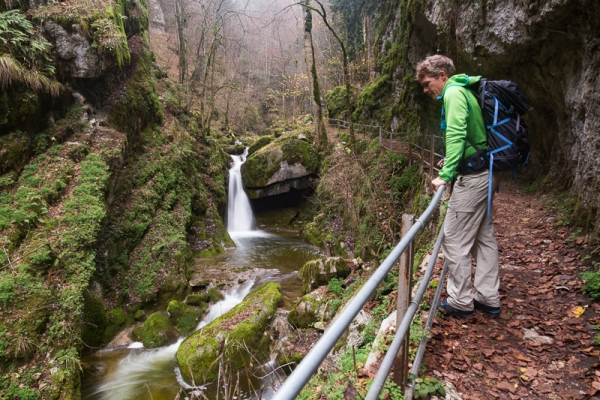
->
[0,54,61,97]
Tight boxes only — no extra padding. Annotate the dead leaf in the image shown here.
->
[572,306,586,318]
[497,381,517,393]
[593,382,600,390]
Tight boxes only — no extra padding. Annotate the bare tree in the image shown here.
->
[302,0,327,148]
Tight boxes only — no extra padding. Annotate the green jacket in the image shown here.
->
[437,74,487,182]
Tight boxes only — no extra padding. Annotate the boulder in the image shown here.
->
[241,134,320,199]
[299,257,350,293]
[167,300,204,335]
[139,312,178,348]
[176,282,283,383]
[287,287,331,328]
[186,293,210,306]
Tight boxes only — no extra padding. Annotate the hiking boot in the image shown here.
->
[438,299,474,319]
[474,299,500,317]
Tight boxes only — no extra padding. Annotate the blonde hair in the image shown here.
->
[416,55,456,79]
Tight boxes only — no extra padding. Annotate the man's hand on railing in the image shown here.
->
[437,158,445,168]
[431,177,447,191]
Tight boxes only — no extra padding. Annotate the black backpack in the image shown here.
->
[461,79,531,173]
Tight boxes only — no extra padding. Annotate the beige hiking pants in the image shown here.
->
[442,169,500,311]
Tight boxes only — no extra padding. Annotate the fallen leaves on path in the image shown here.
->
[421,183,600,400]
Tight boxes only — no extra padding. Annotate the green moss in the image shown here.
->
[207,288,224,303]
[241,134,320,188]
[108,47,162,134]
[288,294,321,329]
[134,309,146,321]
[186,293,210,306]
[102,307,127,343]
[176,282,283,382]
[247,135,273,156]
[167,300,202,335]
[325,85,358,120]
[352,76,392,122]
[140,312,177,348]
[299,257,349,293]
[82,291,108,349]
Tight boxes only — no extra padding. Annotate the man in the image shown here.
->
[416,55,500,319]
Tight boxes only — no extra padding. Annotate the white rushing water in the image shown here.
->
[88,282,254,400]
[227,148,255,233]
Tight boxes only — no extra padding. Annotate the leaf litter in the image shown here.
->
[421,184,600,399]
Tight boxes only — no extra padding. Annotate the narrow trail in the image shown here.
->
[424,182,600,399]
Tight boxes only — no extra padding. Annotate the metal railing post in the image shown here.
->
[393,214,414,390]
[272,187,447,400]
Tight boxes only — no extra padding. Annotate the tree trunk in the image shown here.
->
[303,0,328,149]
[174,0,187,85]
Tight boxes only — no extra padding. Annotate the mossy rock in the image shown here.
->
[176,282,283,383]
[207,287,224,303]
[247,135,272,156]
[167,300,203,335]
[134,309,146,321]
[186,293,210,306]
[299,257,349,293]
[0,132,30,175]
[102,307,128,343]
[222,144,245,155]
[287,288,330,329]
[240,135,320,188]
[140,312,178,348]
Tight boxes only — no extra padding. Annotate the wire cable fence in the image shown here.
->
[325,118,445,177]
[272,186,448,400]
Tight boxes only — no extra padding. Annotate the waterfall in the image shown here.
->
[227,148,255,233]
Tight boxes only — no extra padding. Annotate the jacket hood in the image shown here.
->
[437,74,482,100]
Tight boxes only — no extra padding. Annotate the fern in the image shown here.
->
[0,10,61,96]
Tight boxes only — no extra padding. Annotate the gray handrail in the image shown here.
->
[365,226,445,399]
[272,185,447,400]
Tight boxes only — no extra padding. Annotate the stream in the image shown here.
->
[81,149,323,399]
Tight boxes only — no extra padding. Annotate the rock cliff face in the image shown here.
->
[379,0,599,231]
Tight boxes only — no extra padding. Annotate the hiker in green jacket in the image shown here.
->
[416,55,500,319]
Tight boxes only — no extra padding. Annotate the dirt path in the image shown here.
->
[424,181,600,400]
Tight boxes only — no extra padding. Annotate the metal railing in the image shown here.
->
[325,118,445,175]
[272,185,447,400]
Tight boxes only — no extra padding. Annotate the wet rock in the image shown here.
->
[299,257,350,293]
[167,300,204,335]
[82,363,107,377]
[104,326,136,350]
[140,312,178,348]
[177,282,283,383]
